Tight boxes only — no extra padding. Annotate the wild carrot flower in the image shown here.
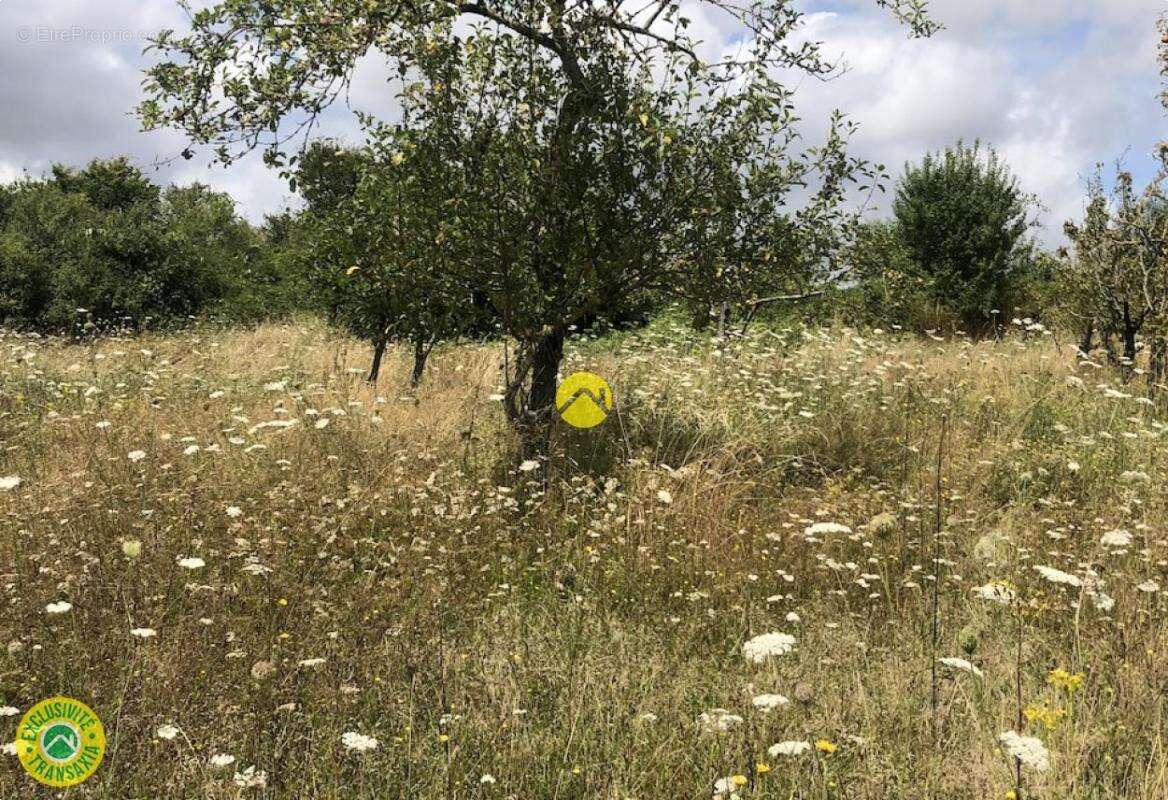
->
[341,732,380,752]
[752,693,790,712]
[742,632,796,662]
[938,657,983,678]
[1034,565,1082,587]
[804,522,851,537]
[233,766,267,788]
[698,709,743,733]
[1099,530,1132,548]
[972,581,1016,604]
[768,740,811,756]
[998,730,1050,771]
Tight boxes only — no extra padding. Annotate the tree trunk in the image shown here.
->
[1122,300,1138,368]
[1078,320,1094,356]
[367,337,387,384]
[410,337,430,387]
[518,329,565,459]
[690,305,711,331]
[1150,335,1167,396]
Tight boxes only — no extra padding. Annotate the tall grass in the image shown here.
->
[0,319,1165,798]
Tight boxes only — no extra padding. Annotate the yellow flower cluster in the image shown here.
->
[1048,668,1085,693]
[1024,702,1066,731]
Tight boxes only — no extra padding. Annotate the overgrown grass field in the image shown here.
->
[1,318,1166,798]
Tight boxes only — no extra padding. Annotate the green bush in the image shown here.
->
[0,158,303,332]
[893,141,1037,333]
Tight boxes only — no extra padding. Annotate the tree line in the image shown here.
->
[0,157,301,333]
[5,0,1168,451]
[5,141,1165,399]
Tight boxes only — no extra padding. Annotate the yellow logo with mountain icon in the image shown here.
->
[556,372,613,429]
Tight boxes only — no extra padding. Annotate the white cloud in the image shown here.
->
[0,0,1164,242]
[769,3,1167,242]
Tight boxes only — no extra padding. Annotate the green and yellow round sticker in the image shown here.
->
[556,371,613,429]
[16,697,106,787]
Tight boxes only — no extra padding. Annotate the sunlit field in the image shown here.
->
[2,317,1166,799]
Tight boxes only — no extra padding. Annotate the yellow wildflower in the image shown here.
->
[1023,702,1066,731]
[1048,668,1085,693]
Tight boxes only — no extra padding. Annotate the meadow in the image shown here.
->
[1,317,1166,798]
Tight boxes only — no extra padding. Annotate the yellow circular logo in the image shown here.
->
[16,697,106,787]
[556,371,613,429]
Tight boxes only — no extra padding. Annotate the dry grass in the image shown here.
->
[1,317,1166,799]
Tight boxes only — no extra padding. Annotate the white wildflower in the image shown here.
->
[156,724,181,741]
[1100,530,1133,548]
[1034,565,1082,587]
[697,709,743,733]
[742,631,796,662]
[751,694,790,713]
[998,730,1050,772]
[177,556,206,570]
[341,732,380,752]
[804,522,851,537]
[0,476,21,491]
[972,582,1016,605]
[233,766,267,789]
[938,657,983,678]
[1091,592,1115,612]
[768,740,812,757]
[45,601,72,615]
[713,776,746,798]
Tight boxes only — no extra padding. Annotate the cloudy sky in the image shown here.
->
[1,0,1164,244]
